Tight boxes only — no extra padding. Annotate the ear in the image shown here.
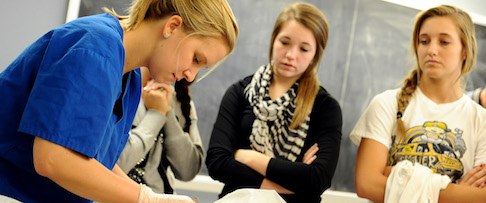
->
[462,48,467,60]
[163,15,183,36]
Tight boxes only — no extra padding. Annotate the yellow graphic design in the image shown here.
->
[389,121,465,182]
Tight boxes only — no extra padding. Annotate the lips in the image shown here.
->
[425,59,440,65]
[281,62,294,68]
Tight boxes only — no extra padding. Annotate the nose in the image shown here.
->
[427,41,438,56]
[285,47,297,60]
[182,67,200,82]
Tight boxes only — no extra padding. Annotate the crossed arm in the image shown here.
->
[355,138,486,203]
[234,144,320,194]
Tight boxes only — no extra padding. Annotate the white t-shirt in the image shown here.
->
[350,88,486,182]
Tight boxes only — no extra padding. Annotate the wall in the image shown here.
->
[0,0,68,70]
[73,0,486,193]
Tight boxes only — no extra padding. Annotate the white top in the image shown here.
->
[350,88,486,181]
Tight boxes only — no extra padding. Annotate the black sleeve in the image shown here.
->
[206,77,264,190]
[266,88,343,197]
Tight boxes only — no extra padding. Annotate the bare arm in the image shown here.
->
[113,164,135,183]
[234,149,271,176]
[354,138,389,203]
[33,137,140,203]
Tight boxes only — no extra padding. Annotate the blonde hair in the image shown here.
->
[268,2,329,129]
[396,5,477,140]
[105,0,239,78]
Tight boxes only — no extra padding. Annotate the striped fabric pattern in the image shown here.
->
[244,65,310,162]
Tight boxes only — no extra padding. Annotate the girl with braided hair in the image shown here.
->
[117,67,203,195]
[351,5,486,203]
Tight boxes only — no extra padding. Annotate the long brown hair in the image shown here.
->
[396,5,477,141]
[268,2,329,129]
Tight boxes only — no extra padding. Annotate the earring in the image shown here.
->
[164,33,170,38]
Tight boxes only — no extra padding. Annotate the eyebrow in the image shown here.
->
[280,36,312,46]
[419,33,452,37]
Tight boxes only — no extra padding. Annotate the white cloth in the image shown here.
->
[385,160,451,203]
[0,195,21,203]
[350,88,486,180]
[214,189,286,203]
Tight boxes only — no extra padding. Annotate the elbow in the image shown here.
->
[176,168,200,181]
[354,178,372,199]
[33,152,56,178]
[33,139,57,178]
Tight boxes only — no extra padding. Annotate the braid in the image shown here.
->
[175,79,192,133]
[396,69,420,142]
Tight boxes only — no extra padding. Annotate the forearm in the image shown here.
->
[354,138,388,203]
[262,133,340,195]
[206,146,264,187]
[164,110,204,180]
[235,149,271,176]
[117,109,166,171]
[355,169,387,203]
[260,178,294,194]
[33,137,139,203]
[439,183,486,203]
[113,164,135,183]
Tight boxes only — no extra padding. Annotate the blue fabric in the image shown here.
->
[0,13,141,202]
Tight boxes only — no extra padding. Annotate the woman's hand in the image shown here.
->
[459,164,486,188]
[302,143,318,165]
[142,80,173,115]
[138,184,195,203]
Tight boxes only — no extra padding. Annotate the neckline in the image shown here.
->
[416,87,465,107]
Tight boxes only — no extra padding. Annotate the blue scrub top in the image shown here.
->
[0,13,141,202]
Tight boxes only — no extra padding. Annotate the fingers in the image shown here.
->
[143,80,173,92]
[304,155,317,165]
[303,143,318,165]
[459,164,486,187]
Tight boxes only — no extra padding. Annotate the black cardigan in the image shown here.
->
[206,75,343,203]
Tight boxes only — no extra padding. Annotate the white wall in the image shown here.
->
[0,0,68,71]
[383,0,486,26]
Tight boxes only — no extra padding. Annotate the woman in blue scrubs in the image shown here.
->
[0,0,238,202]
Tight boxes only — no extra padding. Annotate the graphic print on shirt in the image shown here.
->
[388,121,466,182]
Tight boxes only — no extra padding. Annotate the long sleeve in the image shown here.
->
[265,88,342,197]
[163,100,204,181]
[206,77,265,190]
[117,102,167,172]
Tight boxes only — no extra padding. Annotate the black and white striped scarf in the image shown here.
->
[244,65,310,162]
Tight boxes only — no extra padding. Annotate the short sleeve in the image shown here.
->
[18,47,122,158]
[349,90,398,149]
[474,109,486,166]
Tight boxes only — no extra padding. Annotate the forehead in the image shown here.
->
[277,20,316,46]
[420,16,459,38]
[193,36,229,62]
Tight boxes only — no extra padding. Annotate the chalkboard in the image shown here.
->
[78,0,486,192]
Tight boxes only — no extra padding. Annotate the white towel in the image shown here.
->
[385,160,451,203]
[214,189,286,203]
